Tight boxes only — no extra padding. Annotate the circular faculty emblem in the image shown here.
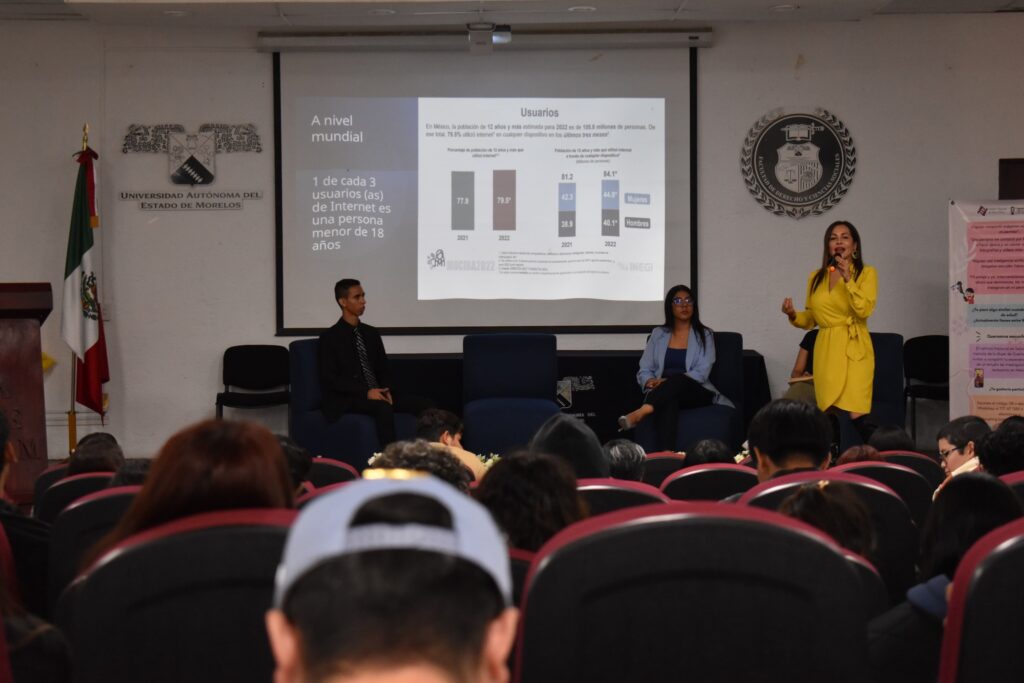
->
[740,108,856,219]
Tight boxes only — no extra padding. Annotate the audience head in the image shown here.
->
[416,409,465,448]
[0,409,11,474]
[268,478,518,683]
[68,432,125,476]
[867,424,915,453]
[371,439,473,493]
[603,439,646,481]
[747,399,831,481]
[936,416,991,475]
[530,413,609,479]
[686,438,736,467]
[998,414,1024,433]
[474,450,587,552]
[277,434,313,493]
[975,427,1024,477]
[834,444,881,467]
[919,472,1024,580]
[91,419,293,563]
[108,459,151,488]
[778,480,877,562]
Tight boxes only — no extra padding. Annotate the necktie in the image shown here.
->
[353,326,379,389]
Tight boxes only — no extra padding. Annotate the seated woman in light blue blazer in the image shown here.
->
[618,285,733,451]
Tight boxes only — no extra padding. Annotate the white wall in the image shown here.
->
[699,15,1024,445]
[2,14,1020,457]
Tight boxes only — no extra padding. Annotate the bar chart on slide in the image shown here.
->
[449,170,517,231]
[558,182,576,237]
[419,97,664,300]
[601,178,620,237]
[451,171,474,230]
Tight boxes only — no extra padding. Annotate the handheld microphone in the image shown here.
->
[828,255,837,273]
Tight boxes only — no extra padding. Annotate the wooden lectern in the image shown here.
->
[0,283,52,504]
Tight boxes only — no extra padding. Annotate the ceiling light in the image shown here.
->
[769,4,799,11]
[163,10,189,17]
[368,9,396,16]
[568,6,597,12]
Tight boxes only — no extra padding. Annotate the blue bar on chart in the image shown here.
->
[558,182,576,237]
[601,179,620,236]
[451,171,474,230]
[493,170,516,231]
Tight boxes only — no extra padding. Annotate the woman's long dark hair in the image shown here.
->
[809,221,864,292]
[662,284,710,351]
[84,419,294,568]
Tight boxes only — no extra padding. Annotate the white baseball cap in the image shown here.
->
[273,477,512,607]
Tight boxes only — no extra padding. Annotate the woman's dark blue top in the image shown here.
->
[662,347,688,377]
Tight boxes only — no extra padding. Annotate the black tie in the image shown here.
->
[353,326,379,389]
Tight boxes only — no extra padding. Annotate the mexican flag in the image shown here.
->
[61,147,109,416]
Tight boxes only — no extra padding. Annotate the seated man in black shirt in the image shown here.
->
[318,278,427,447]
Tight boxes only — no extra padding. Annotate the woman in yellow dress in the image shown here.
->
[781,221,877,439]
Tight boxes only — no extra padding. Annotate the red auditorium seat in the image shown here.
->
[879,450,944,490]
[32,463,68,505]
[939,518,1024,682]
[295,481,353,509]
[33,472,114,524]
[833,461,933,527]
[740,470,917,605]
[999,470,1024,505]
[306,456,360,488]
[576,478,668,515]
[660,463,758,501]
[57,508,296,683]
[640,452,687,487]
[47,485,140,614]
[515,502,872,682]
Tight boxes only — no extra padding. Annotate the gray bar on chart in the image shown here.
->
[451,171,474,230]
[601,179,620,236]
[602,210,620,236]
[559,212,576,237]
[493,170,516,231]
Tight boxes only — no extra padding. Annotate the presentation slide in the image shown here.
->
[417,98,664,301]
[278,50,690,332]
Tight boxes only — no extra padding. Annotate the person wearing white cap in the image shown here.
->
[265,477,519,683]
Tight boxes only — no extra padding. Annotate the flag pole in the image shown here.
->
[66,123,90,454]
[68,356,77,454]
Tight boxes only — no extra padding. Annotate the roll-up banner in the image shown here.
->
[949,200,1024,423]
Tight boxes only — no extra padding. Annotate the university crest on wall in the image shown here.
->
[122,123,262,186]
[740,108,856,219]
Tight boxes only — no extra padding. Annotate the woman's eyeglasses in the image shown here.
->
[938,445,961,460]
[672,297,694,306]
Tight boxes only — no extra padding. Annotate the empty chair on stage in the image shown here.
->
[214,344,290,419]
[462,333,561,455]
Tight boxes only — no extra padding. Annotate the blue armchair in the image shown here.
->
[288,339,414,470]
[836,332,905,450]
[462,334,562,455]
